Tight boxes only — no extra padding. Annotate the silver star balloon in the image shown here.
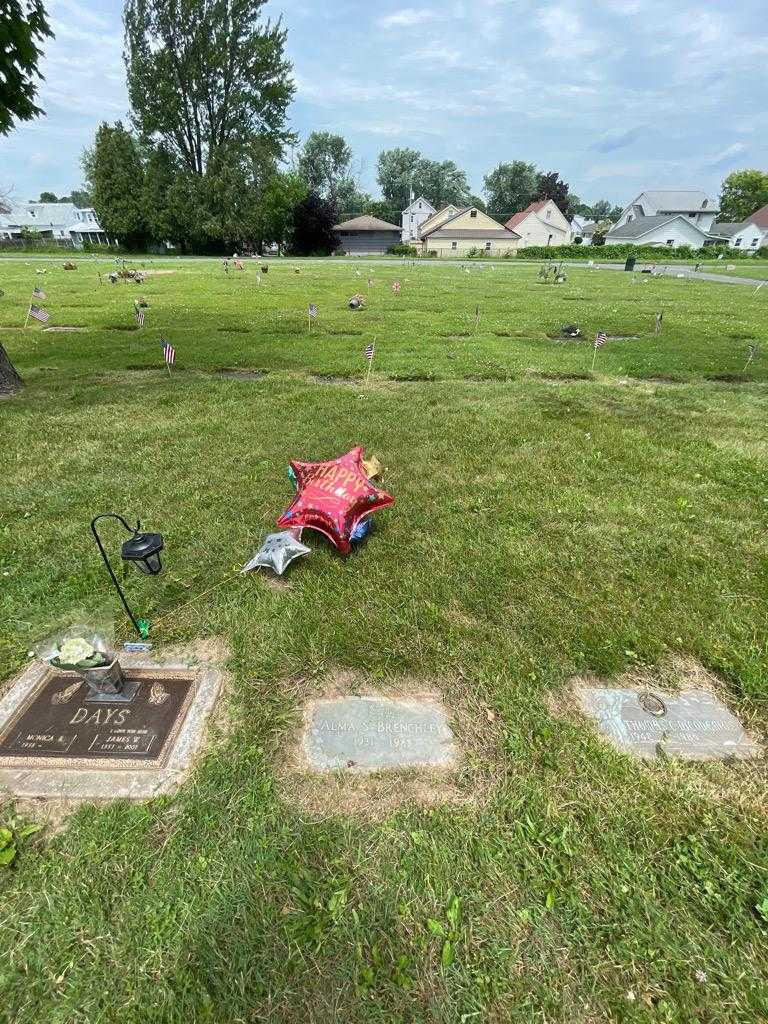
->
[241,530,311,576]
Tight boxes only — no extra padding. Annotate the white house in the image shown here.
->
[710,220,768,251]
[401,195,436,242]
[605,214,713,248]
[504,200,572,247]
[613,190,719,233]
[0,202,110,247]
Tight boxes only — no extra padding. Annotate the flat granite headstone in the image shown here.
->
[304,696,457,771]
[577,687,761,761]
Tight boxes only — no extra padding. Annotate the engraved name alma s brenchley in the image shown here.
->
[0,671,194,767]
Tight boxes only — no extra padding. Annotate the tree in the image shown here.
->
[719,169,768,222]
[288,191,338,255]
[142,145,180,244]
[0,1,53,136]
[123,0,295,177]
[377,147,422,212]
[297,131,353,208]
[482,161,538,221]
[69,188,92,207]
[258,170,306,250]
[468,194,486,212]
[82,122,148,249]
[366,199,399,224]
[535,171,570,217]
[38,190,57,202]
[0,342,24,395]
[416,158,471,209]
[591,219,613,246]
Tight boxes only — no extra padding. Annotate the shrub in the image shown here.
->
[387,243,418,256]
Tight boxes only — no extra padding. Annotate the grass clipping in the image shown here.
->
[277,669,504,820]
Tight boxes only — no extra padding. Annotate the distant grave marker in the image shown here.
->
[304,695,457,771]
[577,687,760,760]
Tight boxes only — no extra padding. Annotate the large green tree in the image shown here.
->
[415,158,471,209]
[288,191,338,255]
[376,147,422,211]
[482,161,538,221]
[123,0,295,176]
[297,131,353,208]
[0,1,53,135]
[82,122,148,249]
[257,170,306,250]
[719,169,768,222]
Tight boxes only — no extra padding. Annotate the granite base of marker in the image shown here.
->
[0,656,224,801]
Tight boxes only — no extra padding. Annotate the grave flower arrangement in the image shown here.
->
[37,627,127,697]
[48,636,111,671]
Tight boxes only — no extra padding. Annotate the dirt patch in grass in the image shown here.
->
[125,363,185,371]
[217,327,250,334]
[532,370,593,381]
[105,325,139,332]
[706,373,754,383]
[277,668,504,820]
[628,374,684,384]
[439,331,471,338]
[389,372,440,382]
[463,372,515,381]
[216,368,267,380]
[327,329,363,336]
[310,373,360,387]
[493,330,511,337]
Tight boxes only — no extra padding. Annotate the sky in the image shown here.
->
[1,0,767,209]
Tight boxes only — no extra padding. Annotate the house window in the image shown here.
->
[627,214,633,222]
[485,241,492,250]
[688,213,695,218]
[545,208,551,220]
[470,209,477,218]
[702,199,708,207]
[666,239,674,246]
[752,238,759,246]
[451,241,457,250]
[418,202,422,209]
[734,238,742,247]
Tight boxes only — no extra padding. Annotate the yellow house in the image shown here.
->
[419,206,521,256]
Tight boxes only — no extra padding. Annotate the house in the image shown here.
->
[0,202,110,247]
[605,215,713,248]
[333,215,402,255]
[576,221,599,245]
[709,206,768,251]
[416,203,465,239]
[419,206,520,256]
[504,200,572,247]
[613,190,719,233]
[401,196,436,242]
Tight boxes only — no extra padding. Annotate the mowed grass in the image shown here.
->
[1,257,768,1023]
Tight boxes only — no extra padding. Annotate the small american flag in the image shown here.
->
[655,310,663,334]
[33,286,46,300]
[135,306,145,328]
[161,337,176,365]
[29,304,50,323]
[392,281,401,293]
[594,331,607,348]
[308,303,318,318]
[364,341,375,361]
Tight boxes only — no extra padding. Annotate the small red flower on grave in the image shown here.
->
[278,447,394,554]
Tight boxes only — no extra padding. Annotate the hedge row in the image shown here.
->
[515,243,768,261]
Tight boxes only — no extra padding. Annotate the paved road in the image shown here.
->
[588,262,765,287]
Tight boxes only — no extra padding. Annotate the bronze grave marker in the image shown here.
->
[0,668,195,770]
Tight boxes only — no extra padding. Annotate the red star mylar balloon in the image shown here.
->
[277,447,394,554]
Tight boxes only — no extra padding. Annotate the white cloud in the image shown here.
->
[377,7,437,28]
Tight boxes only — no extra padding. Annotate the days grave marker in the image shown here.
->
[303,695,457,771]
[576,686,760,760]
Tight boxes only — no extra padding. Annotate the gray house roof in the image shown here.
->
[639,190,715,213]
[607,215,685,239]
[333,215,400,232]
[709,222,745,237]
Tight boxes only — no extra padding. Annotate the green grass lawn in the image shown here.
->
[1,258,767,1023]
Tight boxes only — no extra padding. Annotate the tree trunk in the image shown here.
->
[0,343,23,396]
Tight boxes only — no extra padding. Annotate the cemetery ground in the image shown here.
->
[1,257,767,1022]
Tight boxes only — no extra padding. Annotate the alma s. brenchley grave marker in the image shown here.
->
[304,695,457,771]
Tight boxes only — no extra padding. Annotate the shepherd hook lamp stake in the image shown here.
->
[90,514,165,638]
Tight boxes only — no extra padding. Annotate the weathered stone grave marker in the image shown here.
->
[304,695,457,772]
[577,686,760,760]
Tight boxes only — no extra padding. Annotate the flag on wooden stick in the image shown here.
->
[33,286,46,300]
[591,331,606,371]
[135,305,146,328]
[161,337,176,375]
